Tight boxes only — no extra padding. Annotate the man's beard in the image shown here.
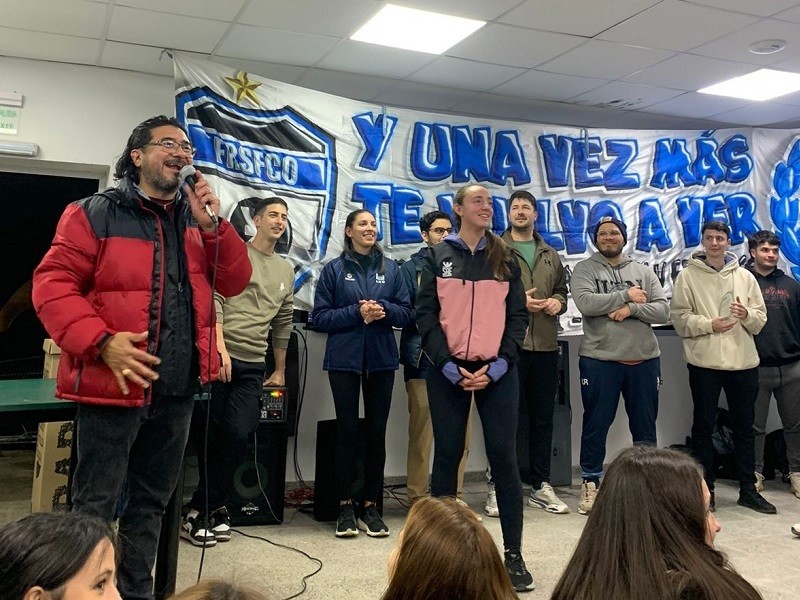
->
[511,221,533,234]
[599,246,622,259]
[140,163,180,196]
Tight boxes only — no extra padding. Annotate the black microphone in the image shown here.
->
[179,165,217,225]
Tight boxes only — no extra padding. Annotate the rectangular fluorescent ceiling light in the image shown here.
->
[351,4,485,54]
[698,68,800,101]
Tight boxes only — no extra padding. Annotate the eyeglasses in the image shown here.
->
[141,138,197,156]
[597,231,622,239]
[429,227,452,235]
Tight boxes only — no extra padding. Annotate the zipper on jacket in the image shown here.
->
[464,251,476,360]
[73,363,84,394]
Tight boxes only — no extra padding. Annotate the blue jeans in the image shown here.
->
[579,357,660,480]
[427,365,524,551]
[72,396,193,600]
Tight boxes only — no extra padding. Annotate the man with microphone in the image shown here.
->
[32,115,251,600]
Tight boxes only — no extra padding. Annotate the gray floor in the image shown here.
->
[2,449,799,599]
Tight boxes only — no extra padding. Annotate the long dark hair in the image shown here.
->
[341,208,385,274]
[383,497,516,600]
[171,579,269,600]
[113,115,187,181]
[0,512,117,600]
[551,446,762,600]
[453,185,510,280]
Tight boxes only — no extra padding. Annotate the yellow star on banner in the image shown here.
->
[224,71,262,107]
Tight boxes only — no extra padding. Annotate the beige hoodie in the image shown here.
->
[670,251,766,370]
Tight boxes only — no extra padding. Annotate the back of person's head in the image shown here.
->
[383,497,516,600]
[551,446,762,600]
[170,580,269,600]
[0,511,117,600]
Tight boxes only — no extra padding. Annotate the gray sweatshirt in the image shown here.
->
[570,252,669,361]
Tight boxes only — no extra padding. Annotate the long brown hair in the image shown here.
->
[453,184,510,280]
[551,446,762,600]
[382,497,516,600]
[170,579,269,600]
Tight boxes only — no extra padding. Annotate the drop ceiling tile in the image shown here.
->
[294,69,396,101]
[710,102,800,126]
[100,41,179,76]
[499,0,660,37]
[408,57,526,91]
[690,19,800,65]
[646,92,747,119]
[450,94,551,122]
[115,0,247,21]
[598,110,717,130]
[373,81,478,111]
[108,6,229,53]
[0,27,100,65]
[392,0,523,21]
[240,0,378,37]
[216,24,338,66]
[598,0,758,52]
[212,57,308,84]
[538,40,675,80]
[570,81,684,110]
[623,53,755,91]
[690,0,799,17]
[775,5,800,23]
[447,24,585,69]
[492,70,609,101]
[317,41,436,79]
[1,0,107,38]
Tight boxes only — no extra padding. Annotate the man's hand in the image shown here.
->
[525,288,544,313]
[712,316,736,333]
[627,286,647,304]
[183,170,220,231]
[458,365,490,391]
[218,346,232,382]
[608,305,632,322]
[730,296,748,319]
[265,370,285,386]
[541,298,562,316]
[101,331,160,395]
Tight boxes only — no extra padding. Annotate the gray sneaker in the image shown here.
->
[578,481,597,515]
[484,482,500,517]
[528,482,570,514]
[755,471,764,492]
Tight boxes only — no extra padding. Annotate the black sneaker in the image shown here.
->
[737,489,777,514]
[504,551,534,592]
[180,511,216,547]
[335,503,358,538]
[357,504,389,537]
[210,507,231,542]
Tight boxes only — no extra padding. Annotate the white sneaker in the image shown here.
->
[790,472,800,499]
[792,523,800,536]
[578,481,597,515]
[484,482,500,518]
[528,482,570,514]
[755,471,764,492]
[456,498,483,522]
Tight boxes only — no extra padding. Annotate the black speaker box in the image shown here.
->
[228,423,288,526]
[313,418,383,522]
[265,331,299,436]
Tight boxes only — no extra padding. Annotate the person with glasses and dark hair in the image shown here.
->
[746,230,800,499]
[32,115,251,599]
[182,197,294,546]
[399,210,477,511]
[570,216,669,516]
[671,221,775,515]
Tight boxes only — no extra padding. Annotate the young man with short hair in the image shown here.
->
[747,230,800,499]
[671,221,775,514]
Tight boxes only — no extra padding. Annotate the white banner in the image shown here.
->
[173,54,800,336]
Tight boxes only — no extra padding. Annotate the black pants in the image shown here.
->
[189,358,265,513]
[688,364,758,492]
[517,349,558,488]
[328,369,394,503]
[72,396,193,600]
[427,365,523,551]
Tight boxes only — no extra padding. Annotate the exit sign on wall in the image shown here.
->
[0,107,20,135]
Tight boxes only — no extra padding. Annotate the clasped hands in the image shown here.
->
[608,285,647,322]
[712,296,748,333]
[359,299,386,324]
[525,287,561,316]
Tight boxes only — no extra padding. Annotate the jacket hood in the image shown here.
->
[587,251,632,269]
[443,233,487,252]
[688,250,740,274]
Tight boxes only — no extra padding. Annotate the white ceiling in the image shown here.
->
[5,0,800,129]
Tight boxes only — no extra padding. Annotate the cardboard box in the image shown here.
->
[42,338,61,380]
[31,421,73,512]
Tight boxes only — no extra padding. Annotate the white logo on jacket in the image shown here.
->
[345,272,355,281]
[442,260,453,278]
[375,274,385,284]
